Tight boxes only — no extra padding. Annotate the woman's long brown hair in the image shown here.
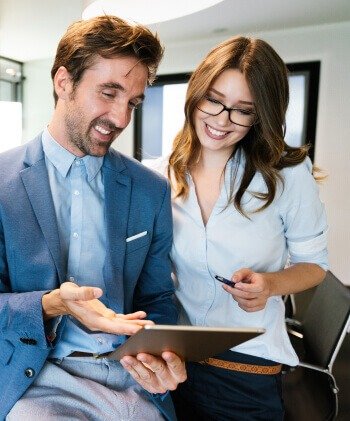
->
[168,36,311,216]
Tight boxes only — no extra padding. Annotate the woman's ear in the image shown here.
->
[53,66,73,101]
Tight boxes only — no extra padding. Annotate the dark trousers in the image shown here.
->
[171,350,284,421]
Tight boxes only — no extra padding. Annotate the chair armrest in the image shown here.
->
[285,317,302,328]
[297,362,339,393]
[298,361,329,373]
[287,327,303,339]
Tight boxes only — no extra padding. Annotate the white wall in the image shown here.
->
[22,59,53,141]
[23,21,350,283]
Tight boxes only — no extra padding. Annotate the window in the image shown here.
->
[134,73,190,161]
[286,62,320,161]
[134,62,320,162]
[0,56,23,152]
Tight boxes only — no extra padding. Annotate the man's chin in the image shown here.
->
[89,148,109,157]
[88,140,114,157]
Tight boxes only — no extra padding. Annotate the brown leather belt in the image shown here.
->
[200,358,282,375]
[67,351,111,358]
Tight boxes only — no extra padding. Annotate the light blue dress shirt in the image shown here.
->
[147,152,328,366]
[42,129,119,358]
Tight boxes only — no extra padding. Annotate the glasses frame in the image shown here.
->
[196,96,257,128]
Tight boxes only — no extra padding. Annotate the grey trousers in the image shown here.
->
[7,356,164,420]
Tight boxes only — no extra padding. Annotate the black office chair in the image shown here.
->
[283,293,297,319]
[282,270,350,421]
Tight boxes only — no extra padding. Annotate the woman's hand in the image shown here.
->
[222,264,325,312]
[222,268,271,312]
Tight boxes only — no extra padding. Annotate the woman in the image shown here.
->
[149,36,328,420]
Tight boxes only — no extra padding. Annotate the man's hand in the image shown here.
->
[42,281,154,335]
[222,268,271,312]
[120,352,187,394]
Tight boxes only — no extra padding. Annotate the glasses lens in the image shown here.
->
[197,97,223,116]
[230,109,255,127]
[197,97,255,127]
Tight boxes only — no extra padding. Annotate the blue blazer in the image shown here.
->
[0,135,178,420]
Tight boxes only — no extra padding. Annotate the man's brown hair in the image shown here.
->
[51,15,164,104]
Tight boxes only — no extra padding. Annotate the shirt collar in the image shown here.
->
[42,128,104,181]
[81,154,104,182]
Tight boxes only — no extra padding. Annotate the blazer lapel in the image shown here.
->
[102,151,131,308]
[20,136,64,283]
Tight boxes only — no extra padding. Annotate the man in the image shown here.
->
[0,15,186,420]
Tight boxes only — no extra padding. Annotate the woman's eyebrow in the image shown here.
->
[238,100,254,105]
[208,87,225,98]
[209,88,254,105]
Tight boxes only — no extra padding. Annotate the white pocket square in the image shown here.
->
[126,231,148,242]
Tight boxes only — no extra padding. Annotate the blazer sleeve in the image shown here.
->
[0,217,52,350]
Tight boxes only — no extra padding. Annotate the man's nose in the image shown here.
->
[108,102,130,129]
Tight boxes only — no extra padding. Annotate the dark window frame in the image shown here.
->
[0,55,24,102]
[286,61,320,162]
[134,73,190,161]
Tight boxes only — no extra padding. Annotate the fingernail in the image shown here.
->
[120,359,128,368]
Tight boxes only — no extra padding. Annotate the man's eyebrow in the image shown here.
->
[101,82,125,91]
[135,93,145,102]
[100,82,145,101]
[209,87,254,105]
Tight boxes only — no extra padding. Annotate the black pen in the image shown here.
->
[215,275,236,288]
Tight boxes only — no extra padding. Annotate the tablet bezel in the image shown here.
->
[106,325,265,362]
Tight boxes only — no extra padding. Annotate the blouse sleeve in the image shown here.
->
[279,158,329,270]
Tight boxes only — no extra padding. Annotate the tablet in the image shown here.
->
[106,325,265,362]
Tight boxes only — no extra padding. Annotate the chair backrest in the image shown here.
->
[302,270,350,369]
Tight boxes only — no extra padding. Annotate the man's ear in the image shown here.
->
[54,66,73,101]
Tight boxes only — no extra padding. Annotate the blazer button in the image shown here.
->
[24,368,35,378]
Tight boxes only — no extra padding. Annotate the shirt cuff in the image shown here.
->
[287,230,328,256]
[151,391,170,401]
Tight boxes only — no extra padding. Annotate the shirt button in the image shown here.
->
[75,160,82,166]
[97,337,103,345]
[73,232,79,239]
[24,368,35,378]
[73,190,80,196]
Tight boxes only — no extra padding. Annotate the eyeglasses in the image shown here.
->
[196,95,257,127]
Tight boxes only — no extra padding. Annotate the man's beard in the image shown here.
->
[65,110,120,157]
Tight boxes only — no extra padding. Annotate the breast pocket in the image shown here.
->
[125,231,150,254]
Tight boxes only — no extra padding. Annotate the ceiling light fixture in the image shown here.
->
[82,0,225,24]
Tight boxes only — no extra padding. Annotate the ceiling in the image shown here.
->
[1,0,350,62]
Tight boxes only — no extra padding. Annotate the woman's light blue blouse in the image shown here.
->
[146,153,328,365]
